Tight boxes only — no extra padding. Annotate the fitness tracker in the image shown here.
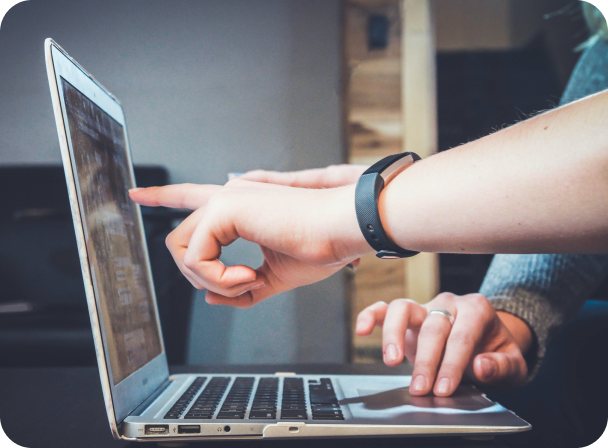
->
[355,152,421,259]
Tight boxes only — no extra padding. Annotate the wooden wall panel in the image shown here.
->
[402,0,439,303]
[344,0,438,362]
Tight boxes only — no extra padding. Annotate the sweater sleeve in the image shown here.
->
[480,254,608,379]
[479,33,608,380]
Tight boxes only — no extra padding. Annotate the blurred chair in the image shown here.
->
[0,165,193,367]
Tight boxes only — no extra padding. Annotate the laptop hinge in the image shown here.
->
[127,378,173,418]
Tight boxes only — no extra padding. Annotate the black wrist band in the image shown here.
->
[355,152,421,259]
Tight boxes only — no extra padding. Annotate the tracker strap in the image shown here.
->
[355,152,420,259]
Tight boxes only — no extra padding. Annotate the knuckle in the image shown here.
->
[462,294,494,321]
[368,301,388,313]
[436,292,455,302]
[206,194,221,209]
[207,194,232,216]
[391,298,412,309]
[467,293,490,308]
[183,255,198,271]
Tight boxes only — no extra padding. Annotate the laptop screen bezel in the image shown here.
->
[45,39,169,428]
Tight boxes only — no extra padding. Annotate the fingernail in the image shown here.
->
[411,375,427,393]
[480,357,497,379]
[227,172,244,180]
[129,188,143,193]
[385,344,398,363]
[436,378,451,395]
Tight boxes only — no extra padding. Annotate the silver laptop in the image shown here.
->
[44,38,530,442]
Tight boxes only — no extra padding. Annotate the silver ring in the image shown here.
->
[427,309,455,325]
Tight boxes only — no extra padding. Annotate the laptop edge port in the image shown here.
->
[178,425,201,434]
[145,425,169,435]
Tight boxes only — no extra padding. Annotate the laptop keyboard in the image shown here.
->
[217,377,255,419]
[184,377,231,419]
[164,376,344,421]
[249,377,279,419]
[281,377,307,419]
[163,376,207,419]
[309,378,344,420]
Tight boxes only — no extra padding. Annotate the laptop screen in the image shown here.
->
[62,78,162,385]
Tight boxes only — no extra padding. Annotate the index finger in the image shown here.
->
[382,299,427,367]
[129,184,222,210]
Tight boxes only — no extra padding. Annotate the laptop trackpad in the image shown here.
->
[356,387,493,412]
[337,376,506,424]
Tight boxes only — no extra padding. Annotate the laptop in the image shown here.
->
[44,38,531,442]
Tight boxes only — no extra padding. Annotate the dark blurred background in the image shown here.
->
[0,0,604,368]
[0,0,348,368]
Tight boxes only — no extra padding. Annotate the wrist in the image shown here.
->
[497,311,533,355]
[326,184,374,262]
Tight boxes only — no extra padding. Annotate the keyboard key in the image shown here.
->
[313,410,343,417]
[313,414,344,420]
[249,411,276,419]
[217,412,245,419]
[223,406,248,411]
[281,410,307,420]
[309,390,338,404]
[312,405,341,411]
[282,405,306,411]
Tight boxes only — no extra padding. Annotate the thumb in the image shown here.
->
[473,351,528,387]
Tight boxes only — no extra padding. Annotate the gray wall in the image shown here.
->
[0,0,347,364]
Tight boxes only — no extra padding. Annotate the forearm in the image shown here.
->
[378,89,608,254]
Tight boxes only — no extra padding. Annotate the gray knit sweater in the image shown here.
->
[479,37,608,378]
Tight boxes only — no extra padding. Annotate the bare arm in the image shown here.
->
[374,89,608,255]
[130,89,608,306]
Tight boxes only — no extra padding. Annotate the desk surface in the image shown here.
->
[0,364,506,448]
